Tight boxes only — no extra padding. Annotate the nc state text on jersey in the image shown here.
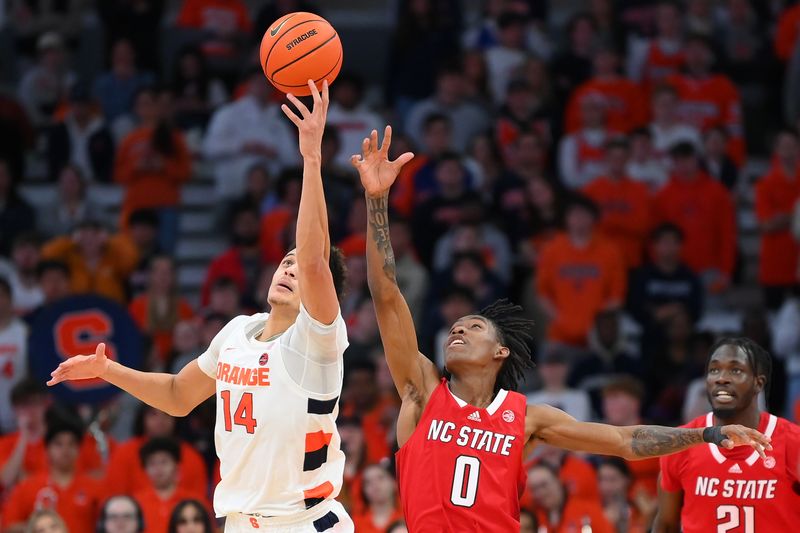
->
[694,476,778,499]
[215,362,270,387]
[427,419,516,456]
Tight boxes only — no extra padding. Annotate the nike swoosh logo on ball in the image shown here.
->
[270,14,296,37]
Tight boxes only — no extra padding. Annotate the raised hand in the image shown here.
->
[47,343,110,386]
[719,424,773,459]
[351,126,414,198]
[281,79,329,159]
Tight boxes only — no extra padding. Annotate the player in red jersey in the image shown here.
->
[350,128,772,532]
[653,338,800,533]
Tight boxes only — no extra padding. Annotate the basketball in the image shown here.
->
[259,12,343,96]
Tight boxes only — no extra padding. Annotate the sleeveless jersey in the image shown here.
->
[660,412,800,533]
[196,306,348,518]
[396,380,527,532]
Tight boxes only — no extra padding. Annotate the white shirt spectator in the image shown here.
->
[558,128,608,189]
[203,95,299,200]
[485,46,526,104]
[650,122,703,158]
[405,98,490,153]
[0,318,27,432]
[326,102,383,168]
[0,260,43,315]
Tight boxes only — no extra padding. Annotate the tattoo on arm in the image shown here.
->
[366,194,397,283]
[630,427,704,457]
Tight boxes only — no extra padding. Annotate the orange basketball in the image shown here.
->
[259,12,343,96]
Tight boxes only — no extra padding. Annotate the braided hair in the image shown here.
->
[479,299,536,392]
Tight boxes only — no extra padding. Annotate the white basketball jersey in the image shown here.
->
[196,305,348,518]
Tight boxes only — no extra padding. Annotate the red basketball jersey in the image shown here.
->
[396,379,527,532]
[660,412,800,533]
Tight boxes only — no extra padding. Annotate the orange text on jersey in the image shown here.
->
[215,363,270,387]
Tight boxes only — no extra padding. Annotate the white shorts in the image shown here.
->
[224,501,354,533]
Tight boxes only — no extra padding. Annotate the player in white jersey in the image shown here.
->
[47,80,355,532]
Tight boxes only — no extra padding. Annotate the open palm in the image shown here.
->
[47,343,110,386]
[351,126,414,197]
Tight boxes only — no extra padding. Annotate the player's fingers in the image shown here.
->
[286,93,311,117]
[721,438,734,449]
[96,342,106,358]
[391,151,415,169]
[379,125,392,154]
[370,129,379,153]
[281,104,302,127]
[350,154,362,168]
[361,136,370,158]
[307,79,321,106]
[322,80,329,107]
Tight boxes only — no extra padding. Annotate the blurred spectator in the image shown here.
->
[171,45,228,132]
[433,203,513,284]
[701,126,738,189]
[3,416,102,533]
[23,260,71,325]
[717,0,768,86]
[0,159,36,257]
[202,202,263,307]
[203,68,298,203]
[520,509,537,533]
[527,462,613,533]
[326,72,383,168]
[319,127,358,242]
[526,347,591,421]
[467,133,508,199]
[114,85,192,253]
[0,277,28,432]
[565,47,648,135]
[237,164,276,216]
[591,0,625,51]
[536,194,626,349]
[352,463,403,533]
[484,13,528,104]
[507,56,557,144]
[774,1,800,63]
[206,277,243,318]
[582,137,652,269]
[646,307,696,422]
[516,176,565,266]
[388,218,428,323]
[755,129,800,310]
[405,66,490,152]
[9,0,82,58]
[597,457,653,532]
[685,0,716,36]
[775,296,800,418]
[0,381,49,488]
[93,39,156,126]
[168,320,202,374]
[627,1,684,88]
[386,0,461,115]
[341,359,392,465]
[24,509,68,533]
[666,34,746,166]
[557,94,609,189]
[551,13,596,106]
[627,223,704,343]
[461,49,491,103]
[601,377,660,498]
[526,442,600,504]
[260,170,302,265]
[461,0,509,50]
[44,84,115,182]
[442,251,505,309]
[96,0,164,72]
[127,209,162,297]
[649,84,703,158]
[97,495,144,533]
[37,165,99,239]
[654,142,736,293]
[175,0,252,80]
[17,32,76,128]
[129,256,194,366]
[411,154,481,265]
[40,220,139,304]
[495,79,555,160]
[404,113,461,207]
[135,437,209,533]
[0,90,34,182]
[0,233,44,315]
[626,128,668,192]
[167,499,215,533]
[386,521,409,533]
[105,405,208,497]
[338,415,366,514]
[569,310,643,413]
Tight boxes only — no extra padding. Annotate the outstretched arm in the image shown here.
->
[281,80,338,325]
[354,128,439,404]
[525,404,771,460]
[48,343,215,417]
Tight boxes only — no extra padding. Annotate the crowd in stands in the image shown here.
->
[1,0,800,531]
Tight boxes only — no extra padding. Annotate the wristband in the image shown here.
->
[703,426,726,446]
